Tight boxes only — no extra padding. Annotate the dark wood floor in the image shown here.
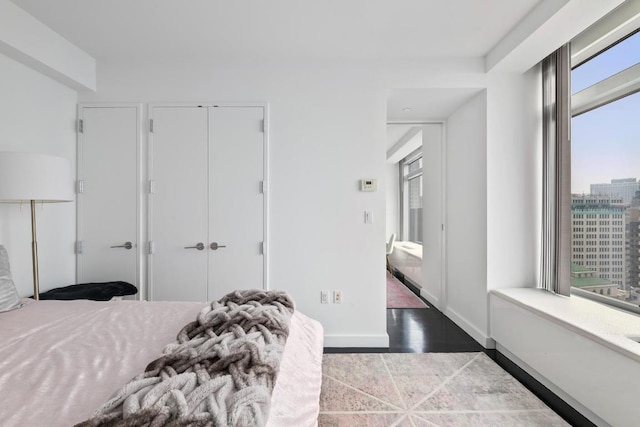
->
[325,279,483,354]
[324,277,485,353]
[325,309,483,353]
[387,307,485,352]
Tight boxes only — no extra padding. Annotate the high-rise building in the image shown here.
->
[571,194,626,287]
[590,178,640,205]
[624,190,640,291]
[625,207,640,290]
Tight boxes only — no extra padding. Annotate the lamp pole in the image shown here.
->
[30,200,39,301]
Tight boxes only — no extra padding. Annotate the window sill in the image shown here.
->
[490,288,640,362]
[391,241,422,259]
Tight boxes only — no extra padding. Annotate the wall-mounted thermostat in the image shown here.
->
[360,179,377,192]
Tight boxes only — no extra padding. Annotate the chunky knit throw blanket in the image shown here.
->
[76,289,295,427]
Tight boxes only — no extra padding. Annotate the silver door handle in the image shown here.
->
[210,242,227,250]
[111,241,133,250]
[185,242,205,250]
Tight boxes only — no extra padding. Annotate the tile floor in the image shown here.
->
[318,352,569,427]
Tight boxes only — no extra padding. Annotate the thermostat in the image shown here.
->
[360,179,377,192]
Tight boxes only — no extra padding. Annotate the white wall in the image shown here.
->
[80,60,389,347]
[444,91,489,344]
[486,67,542,292]
[385,162,399,240]
[0,52,77,297]
[421,124,444,307]
[75,57,543,347]
[441,66,542,347]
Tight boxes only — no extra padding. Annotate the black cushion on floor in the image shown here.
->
[36,281,138,301]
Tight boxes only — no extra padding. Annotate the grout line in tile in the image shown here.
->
[319,410,404,414]
[322,373,404,411]
[412,409,555,415]
[389,412,412,427]
[410,413,444,427]
[380,353,408,410]
[405,352,482,413]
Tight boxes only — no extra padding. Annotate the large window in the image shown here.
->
[570,22,640,311]
[400,150,423,243]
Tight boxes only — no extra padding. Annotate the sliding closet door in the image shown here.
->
[77,105,139,289]
[149,106,209,301]
[208,107,264,298]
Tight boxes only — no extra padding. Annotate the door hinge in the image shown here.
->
[76,241,83,254]
[78,119,84,133]
[77,180,85,194]
[148,180,155,194]
[149,118,154,133]
[260,119,265,133]
[259,241,264,255]
[260,180,265,194]
[148,241,155,255]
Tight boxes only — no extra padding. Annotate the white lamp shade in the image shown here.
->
[0,152,73,202]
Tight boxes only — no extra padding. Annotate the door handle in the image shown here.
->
[210,242,227,250]
[111,241,133,250]
[185,242,205,250]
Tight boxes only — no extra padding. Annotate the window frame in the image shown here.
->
[561,9,640,315]
[399,147,423,244]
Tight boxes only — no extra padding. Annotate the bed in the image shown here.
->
[0,292,323,426]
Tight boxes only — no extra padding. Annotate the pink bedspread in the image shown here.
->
[0,299,323,426]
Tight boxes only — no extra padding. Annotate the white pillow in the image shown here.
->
[0,245,23,312]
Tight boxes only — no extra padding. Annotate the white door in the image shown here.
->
[149,106,209,301]
[149,105,265,301]
[208,107,264,298]
[77,106,139,289]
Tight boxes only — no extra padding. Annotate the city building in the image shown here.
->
[625,193,640,291]
[571,194,626,287]
[571,263,620,296]
[590,178,640,205]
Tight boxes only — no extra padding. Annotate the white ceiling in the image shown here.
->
[9,0,538,151]
[11,0,540,62]
[387,88,484,122]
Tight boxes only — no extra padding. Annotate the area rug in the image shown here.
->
[318,352,569,427]
[387,271,428,309]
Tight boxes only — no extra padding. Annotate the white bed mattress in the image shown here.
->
[0,299,323,426]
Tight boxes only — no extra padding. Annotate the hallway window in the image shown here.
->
[401,149,423,243]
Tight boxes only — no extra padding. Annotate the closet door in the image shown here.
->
[77,105,139,289]
[149,106,209,301]
[150,105,266,302]
[208,107,264,298]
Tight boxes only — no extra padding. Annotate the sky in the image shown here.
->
[571,31,640,194]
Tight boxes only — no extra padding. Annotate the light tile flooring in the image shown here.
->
[318,352,569,426]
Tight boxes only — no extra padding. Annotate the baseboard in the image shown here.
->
[495,344,600,427]
[419,288,439,310]
[443,306,495,349]
[323,333,389,348]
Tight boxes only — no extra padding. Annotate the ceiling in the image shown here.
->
[11,0,540,62]
[387,88,484,122]
[9,0,538,151]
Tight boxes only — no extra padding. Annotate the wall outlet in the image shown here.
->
[321,290,330,304]
[333,290,342,304]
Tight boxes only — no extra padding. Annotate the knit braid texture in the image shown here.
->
[75,289,295,427]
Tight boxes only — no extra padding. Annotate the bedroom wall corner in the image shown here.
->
[0,52,78,297]
[444,90,488,343]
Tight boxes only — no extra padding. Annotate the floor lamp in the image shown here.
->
[0,152,73,300]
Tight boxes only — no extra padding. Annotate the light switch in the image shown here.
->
[364,211,373,224]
